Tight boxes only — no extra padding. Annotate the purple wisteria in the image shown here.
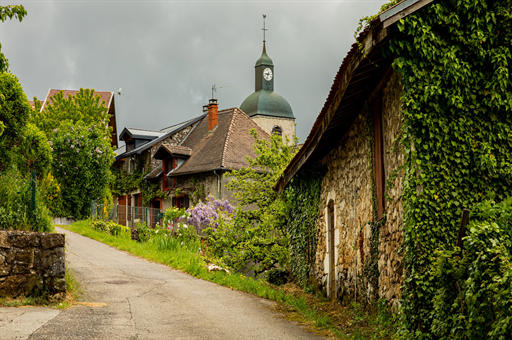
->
[185,196,235,232]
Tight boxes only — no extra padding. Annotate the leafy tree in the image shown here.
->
[33,88,111,138]
[204,130,298,276]
[0,5,27,72]
[51,123,114,219]
[14,123,52,176]
[0,72,31,172]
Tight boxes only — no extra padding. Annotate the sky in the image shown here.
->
[1,0,390,145]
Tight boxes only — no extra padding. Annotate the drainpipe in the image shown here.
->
[213,170,221,199]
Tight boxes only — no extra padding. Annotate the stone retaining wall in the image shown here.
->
[0,230,66,299]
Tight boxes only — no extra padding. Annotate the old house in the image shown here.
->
[275,0,434,307]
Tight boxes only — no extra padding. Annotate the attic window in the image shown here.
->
[272,126,283,136]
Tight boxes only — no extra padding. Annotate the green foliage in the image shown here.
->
[384,0,512,336]
[33,88,111,139]
[162,206,188,226]
[91,220,130,238]
[0,5,27,73]
[14,123,52,176]
[284,166,323,288]
[429,198,512,339]
[136,222,152,243]
[0,72,31,172]
[206,130,298,276]
[51,123,114,219]
[0,166,53,232]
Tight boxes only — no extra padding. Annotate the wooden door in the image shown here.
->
[328,201,335,299]
[118,196,126,226]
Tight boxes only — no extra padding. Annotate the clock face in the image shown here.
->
[263,67,273,81]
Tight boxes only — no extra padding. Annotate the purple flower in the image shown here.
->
[53,129,58,132]
[49,141,53,145]
[71,145,74,148]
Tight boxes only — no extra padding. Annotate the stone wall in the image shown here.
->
[316,113,373,303]
[379,72,404,308]
[250,115,295,143]
[315,71,403,306]
[0,230,66,299]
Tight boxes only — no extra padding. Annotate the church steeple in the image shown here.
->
[240,15,294,121]
[255,16,274,92]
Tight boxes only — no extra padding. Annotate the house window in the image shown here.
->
[172,195,190,209]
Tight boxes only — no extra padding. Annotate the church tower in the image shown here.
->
[240,16,295,142]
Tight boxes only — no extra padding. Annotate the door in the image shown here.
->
[328,200,335,299]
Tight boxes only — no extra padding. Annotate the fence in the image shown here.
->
[90,202,163,229]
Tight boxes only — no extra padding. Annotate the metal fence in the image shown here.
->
[90,202,163,229]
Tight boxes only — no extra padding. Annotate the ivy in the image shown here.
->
[285,165,324,288]
[383,0,512,337]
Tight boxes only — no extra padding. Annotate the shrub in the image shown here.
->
[0,166,52,232]
[91,220,129,238]
[429,198,512,339]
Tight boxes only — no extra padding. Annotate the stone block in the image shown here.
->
[5,252,15,264]
[16,249,34,264]
[0,231,11,248]
[0,265,10,276]
[0,274,38,298]
[41,233,65,249]
[12,234,39,248]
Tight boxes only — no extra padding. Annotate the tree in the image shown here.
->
[0,5,27,72]
[51,122,114,218]
[32,88,111,138]
[204,130,298,276]
[0,72,31,171]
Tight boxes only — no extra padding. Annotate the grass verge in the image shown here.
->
[59,220,396,339]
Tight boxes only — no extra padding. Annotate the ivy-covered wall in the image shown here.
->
[312,71,403,306]
[387,0,512,335]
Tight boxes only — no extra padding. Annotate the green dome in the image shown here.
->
[240,89,294,119]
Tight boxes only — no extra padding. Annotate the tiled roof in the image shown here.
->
[170,108,269,176]
[154,144,192,159]
[145,166,163,180]
[42,89,113,111]
[115,114,206,160]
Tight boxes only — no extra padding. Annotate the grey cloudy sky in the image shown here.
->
[2,0,389,144]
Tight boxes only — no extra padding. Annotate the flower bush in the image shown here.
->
[92,220,130,238]
[185,196,234,232]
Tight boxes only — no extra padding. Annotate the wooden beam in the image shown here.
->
[381,0,434,29]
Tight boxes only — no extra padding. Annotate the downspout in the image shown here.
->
[213,170,221,199]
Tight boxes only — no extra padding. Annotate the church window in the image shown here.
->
[271,126,283,136]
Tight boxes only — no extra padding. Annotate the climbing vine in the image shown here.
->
[284,165,324,288]
[384,0,512,337]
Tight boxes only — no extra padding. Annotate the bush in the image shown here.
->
[429,198,512,339]
[0,166,52,232]
[91,220,129,238]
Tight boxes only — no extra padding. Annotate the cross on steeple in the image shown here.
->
[262,14,267,43]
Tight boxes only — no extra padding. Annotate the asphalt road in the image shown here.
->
[26,227,325,340]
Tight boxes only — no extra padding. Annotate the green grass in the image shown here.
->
[60,220,396,338]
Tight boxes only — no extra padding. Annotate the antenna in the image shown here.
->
[211,84,230,99]
[262,14,267,43]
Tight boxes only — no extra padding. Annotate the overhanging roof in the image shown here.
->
[275,0,433,193]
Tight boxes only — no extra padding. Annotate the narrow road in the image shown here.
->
[29,227,325,340]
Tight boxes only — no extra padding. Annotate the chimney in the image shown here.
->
[208,99,218,132]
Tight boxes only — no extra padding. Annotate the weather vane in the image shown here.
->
[262,14,267,43]
[212,84,230,99]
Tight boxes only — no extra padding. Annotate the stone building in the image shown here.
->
[275,0,433,307]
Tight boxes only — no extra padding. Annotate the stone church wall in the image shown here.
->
[250,115,295,143]
[0,231,66,299]
[315,71,403,306]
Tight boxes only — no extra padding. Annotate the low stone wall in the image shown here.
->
[0,230,66,299]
